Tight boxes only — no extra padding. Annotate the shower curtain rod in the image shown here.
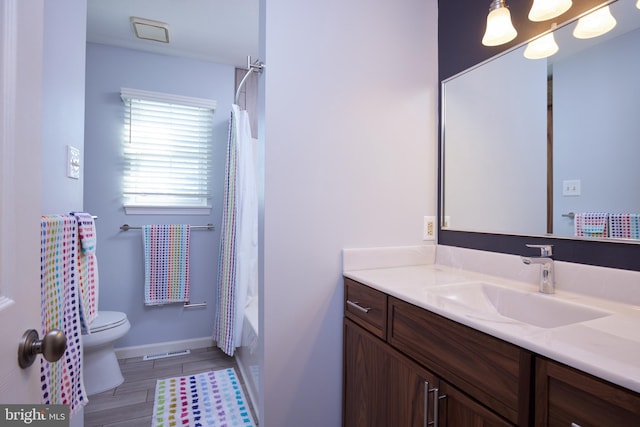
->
[119,224,214,231]
[235,55,264,105]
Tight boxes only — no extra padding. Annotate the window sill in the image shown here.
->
[124,205,212,215]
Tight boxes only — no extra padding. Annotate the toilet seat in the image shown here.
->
[89,310,128,333]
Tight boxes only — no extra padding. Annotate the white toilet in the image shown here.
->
[82,311,131,396]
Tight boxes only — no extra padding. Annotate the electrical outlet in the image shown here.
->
[423,216,436,240]
[562,179,581,196]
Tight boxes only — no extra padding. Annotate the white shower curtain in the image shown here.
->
[214,104,258,356]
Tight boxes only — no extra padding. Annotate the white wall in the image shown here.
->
[259,0,439,425]
[41,0,86,214]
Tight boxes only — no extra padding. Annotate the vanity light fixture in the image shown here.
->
[482,0,518,46]
[573,6,617,39]
[637,0,640,9]
[130,17,170,43]
[524,27,559,59]
[528,0,572,22]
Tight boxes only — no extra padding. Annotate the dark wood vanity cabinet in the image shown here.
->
[535,358,640,426]
[344,319,436,426]
[388,296,531,426]
[344,278,640,427]
[344,277,388,339]
[344,278,524,426]
[344,277,432,426]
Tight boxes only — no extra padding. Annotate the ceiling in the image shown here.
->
[86,0,259,68]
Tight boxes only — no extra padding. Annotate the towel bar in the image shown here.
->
[184,302,207,308]
[120,223,214,231]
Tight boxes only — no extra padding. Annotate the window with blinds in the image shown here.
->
[120,88,216,213]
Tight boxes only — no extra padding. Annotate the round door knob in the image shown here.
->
[18,329,67,369]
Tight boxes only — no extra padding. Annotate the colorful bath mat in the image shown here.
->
[152,368,256,427]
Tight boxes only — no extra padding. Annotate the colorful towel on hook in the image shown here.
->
[71,212,99,332]
[143,224,191,305]
[609,213,640,239]
[575,212,609,238]
[40,215,87,415]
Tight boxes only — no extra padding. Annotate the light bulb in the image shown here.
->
[636,0,640,9]
[482,0,518,46]
[573,6,617,39]
[528,0,572,22]
[524,32,559,59]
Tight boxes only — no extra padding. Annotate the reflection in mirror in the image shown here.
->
[442,0,640,242]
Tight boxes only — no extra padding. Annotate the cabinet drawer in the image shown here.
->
[388,297,532,426]
[344,278,387,339]
[536,358,640,426]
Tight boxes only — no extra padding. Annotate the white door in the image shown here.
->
[0,0,45,402]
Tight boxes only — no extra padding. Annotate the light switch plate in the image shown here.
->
[67,145,80,179]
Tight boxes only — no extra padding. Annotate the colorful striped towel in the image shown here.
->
[575,212,609,238]
[71,212,99,332]
[40,215,87,414]
[609,213,640,239]
[143,225,191,305]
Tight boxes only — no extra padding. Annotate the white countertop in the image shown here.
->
[344,263,640,393]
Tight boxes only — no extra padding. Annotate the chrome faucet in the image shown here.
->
[521,244,555,294]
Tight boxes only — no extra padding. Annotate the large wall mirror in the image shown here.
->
[442,0,640,244]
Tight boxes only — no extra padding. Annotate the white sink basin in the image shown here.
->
[430,282,611,328]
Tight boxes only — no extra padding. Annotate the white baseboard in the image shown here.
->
[115,336,215,360]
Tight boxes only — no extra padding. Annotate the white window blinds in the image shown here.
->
[120,88,216,210]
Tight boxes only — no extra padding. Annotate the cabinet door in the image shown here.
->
[344,319,391,427]
[391,350,439,427]
[536,358,640,427]
[439,381,515,427]
[388,297,532,425]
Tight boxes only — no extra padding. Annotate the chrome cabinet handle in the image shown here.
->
[435,393,446,427]
[424,381,429,427]
[431,388,440,426]
[425,384,439,426]
[346,300,371,313]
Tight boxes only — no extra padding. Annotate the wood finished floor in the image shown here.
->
[84,347,257,427]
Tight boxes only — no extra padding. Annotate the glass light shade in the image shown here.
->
[637,0,640,9]
[573,6,617,39]
[482,6,518,46]
[528,0,572,22]
[524,32,559,59]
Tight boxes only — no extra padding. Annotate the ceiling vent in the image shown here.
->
[130,17,170,43]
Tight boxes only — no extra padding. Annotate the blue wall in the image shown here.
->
[41,0,86,214]
[83,43,234,347]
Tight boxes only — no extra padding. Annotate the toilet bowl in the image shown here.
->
[82,311,130,396]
